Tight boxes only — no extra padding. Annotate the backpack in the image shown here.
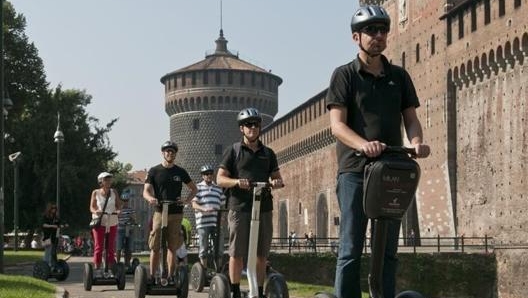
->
[363,151,421,220]
[223,142,272,199]
[230,141,272,165]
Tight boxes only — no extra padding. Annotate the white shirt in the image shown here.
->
[92,188,119,227]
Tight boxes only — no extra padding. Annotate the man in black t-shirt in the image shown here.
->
[143,141,198,284]
[326,5,430,298]
[217,108,284,298]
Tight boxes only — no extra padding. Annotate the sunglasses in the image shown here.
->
[242,121,260,128]
[202,172,214,176]
[361,25,389,36]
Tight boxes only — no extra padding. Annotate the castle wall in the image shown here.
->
[265,0,528,296]
[442,1,528,295]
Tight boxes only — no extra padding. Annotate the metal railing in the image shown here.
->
[268,235,495,254]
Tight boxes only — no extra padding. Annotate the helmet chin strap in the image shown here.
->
[163,156,174,164]
[244,133,260,144]
[359,34,381,59]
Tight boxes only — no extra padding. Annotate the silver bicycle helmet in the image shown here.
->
[237,108,262,125]
[350,5,391,33]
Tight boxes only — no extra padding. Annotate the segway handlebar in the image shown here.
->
[121,222,139,226]
[250,182,272,188]
[250,181,285,188]
[355,146,417,157]
[157,199,182,206]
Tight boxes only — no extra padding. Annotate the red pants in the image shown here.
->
[91,225,117,268]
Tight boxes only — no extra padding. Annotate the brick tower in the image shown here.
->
[160,30,282,182]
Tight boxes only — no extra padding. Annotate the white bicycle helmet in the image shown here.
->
[97,172,113,183]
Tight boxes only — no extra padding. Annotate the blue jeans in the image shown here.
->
[334,172,401,298]
[198,226,216,259]
[116,227,133,252]
[43,241,57,267]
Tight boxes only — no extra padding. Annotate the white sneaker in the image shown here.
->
[94,269,104,278]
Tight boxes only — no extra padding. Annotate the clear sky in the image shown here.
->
[10,0,359,171]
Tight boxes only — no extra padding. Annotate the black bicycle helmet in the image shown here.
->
[200,164,214,174]
[161,140,178,152]
[121,191,131,201]
[350,5,391,33]
[237,108,262,125]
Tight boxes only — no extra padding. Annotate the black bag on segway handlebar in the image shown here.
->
[363,148,421,220]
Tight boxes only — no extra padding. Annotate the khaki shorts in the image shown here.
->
[148,212,183,251]
[228,210,273,258]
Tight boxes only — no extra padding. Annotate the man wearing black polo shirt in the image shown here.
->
[143,140,198,284]
[217,108,284,298]
[326,5,430,298]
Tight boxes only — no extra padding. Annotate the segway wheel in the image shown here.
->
[208,274,230,298]
[33,261,50,281]
[190,262,206,292]
[265,273,289,298]
[134,265,147,298]
[131,257,140,269]
[395,290,426,298]
[115,262,126,290]
[83,263,93,291]
[314,292,337,298]
[55,259,70,281]
[176,265,189,298]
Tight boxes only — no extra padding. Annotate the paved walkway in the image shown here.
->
[6,256,210,298]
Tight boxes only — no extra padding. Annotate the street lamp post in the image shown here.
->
[0,0,6,273]
[54,113,64,215]
[8,152,20,252]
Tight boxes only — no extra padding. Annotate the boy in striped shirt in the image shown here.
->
[191,165,225,267]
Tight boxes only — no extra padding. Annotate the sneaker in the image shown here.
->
[231,293,241,298]
[148,276,156,285]
[168,276,175,286]
[94,269,104,278]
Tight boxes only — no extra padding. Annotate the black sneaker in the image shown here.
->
[148,276,156,285]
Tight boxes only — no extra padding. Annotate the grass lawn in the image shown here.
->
[0,274,55,298]
[2,250,66,298]
[3,249,68,266]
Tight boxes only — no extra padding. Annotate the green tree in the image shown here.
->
[105,160,133,194]
[3,1,122,237]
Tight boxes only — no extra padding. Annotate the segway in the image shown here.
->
[190,207,228,292]
[83,212,126,291]
[119,222,140,274]
[208,181,289,298]
[134,200,189,298]
[33,223,70,281]
[315,147,425,298]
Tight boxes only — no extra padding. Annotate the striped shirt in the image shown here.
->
[117,206,136,228]
[192,181,225,230]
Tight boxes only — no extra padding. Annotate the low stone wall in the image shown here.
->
[267,252,497,298]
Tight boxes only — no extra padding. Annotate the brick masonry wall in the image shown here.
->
[266,0,528,296]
